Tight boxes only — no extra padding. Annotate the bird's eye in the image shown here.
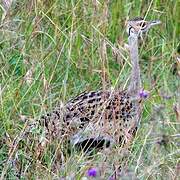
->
[139,22,146,28]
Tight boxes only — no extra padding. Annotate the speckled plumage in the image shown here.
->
[39,89,139,149]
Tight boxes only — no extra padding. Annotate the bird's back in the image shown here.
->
[41,89,138,146]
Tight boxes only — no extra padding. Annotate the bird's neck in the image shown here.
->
[128,35,141,97]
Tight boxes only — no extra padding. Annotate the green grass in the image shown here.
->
[0,0,179,179]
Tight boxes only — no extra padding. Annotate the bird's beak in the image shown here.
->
[150,20,161,26]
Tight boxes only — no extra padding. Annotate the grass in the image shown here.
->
[0,0,179,179]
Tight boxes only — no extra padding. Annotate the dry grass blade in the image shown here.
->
[100,39,109,90]
[174,104,180,122]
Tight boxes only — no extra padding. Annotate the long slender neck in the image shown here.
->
[128,35,141,97]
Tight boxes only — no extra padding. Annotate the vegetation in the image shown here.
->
[0,0,179,179]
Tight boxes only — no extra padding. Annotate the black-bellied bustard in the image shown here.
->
[28,17,161,153]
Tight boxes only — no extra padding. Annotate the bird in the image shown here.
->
[30,17,161,153]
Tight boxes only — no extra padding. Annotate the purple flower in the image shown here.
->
[87,168,97,177]
[139,90,149,99]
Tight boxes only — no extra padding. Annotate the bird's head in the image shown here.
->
[126,17,161,37]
